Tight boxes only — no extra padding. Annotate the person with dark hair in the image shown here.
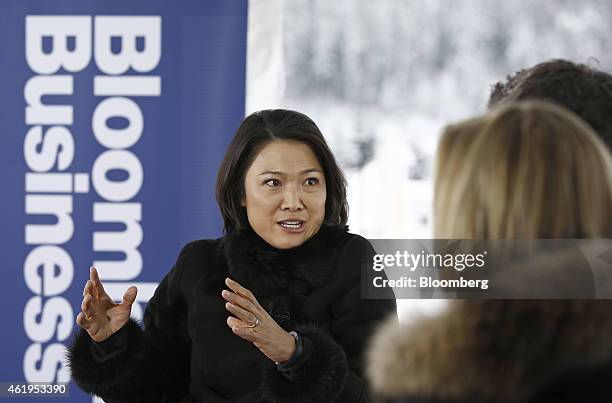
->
[67,109,397,402]
[488,58,612,151]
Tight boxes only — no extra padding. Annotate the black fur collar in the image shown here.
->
[198,224,352,329]
[220,223,351,298]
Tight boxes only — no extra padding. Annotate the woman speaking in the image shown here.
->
[67,109,397,402]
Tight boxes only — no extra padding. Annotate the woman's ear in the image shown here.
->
[240,197,246,207]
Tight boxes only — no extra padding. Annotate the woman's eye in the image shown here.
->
[264,179,280,187]
[304,177,319,186]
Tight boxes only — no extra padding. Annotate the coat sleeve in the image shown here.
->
[66,242,196,403]
[260,236,398,403]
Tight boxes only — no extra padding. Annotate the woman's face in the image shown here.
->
[242,140,326,249]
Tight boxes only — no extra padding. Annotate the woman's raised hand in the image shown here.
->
[222,277,296,364]
[76,266,138,342]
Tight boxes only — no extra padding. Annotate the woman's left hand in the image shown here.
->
[222,277,296,363]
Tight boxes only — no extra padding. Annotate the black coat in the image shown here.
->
[67,224,397,402]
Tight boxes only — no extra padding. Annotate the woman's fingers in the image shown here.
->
[225,301,257,325]
[121,286,137,307]
[90,266,108,299]
[226,316,256,341]
[83,279,98,299]
[225,278,261,308]
[90,266,99,282]
[76,311,92,329]
[221,289,258,314]
[81,294,92,319]
[82,280,91,297]
[222,279,276,343]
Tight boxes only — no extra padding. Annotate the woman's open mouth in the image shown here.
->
[277,220,306,233]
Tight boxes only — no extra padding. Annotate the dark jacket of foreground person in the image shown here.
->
[67,224,397,402]
[367,298,612,403]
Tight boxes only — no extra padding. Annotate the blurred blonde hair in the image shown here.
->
[434,100,612,239]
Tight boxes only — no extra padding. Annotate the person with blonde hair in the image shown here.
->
[366,100,612,403]
[435,100,612,239]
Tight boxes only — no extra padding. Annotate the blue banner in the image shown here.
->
[0,1,247,401]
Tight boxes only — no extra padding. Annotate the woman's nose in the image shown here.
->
[281,188,304,211]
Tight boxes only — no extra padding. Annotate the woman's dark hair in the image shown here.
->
[488,59,612,151]
[216,109,348,233]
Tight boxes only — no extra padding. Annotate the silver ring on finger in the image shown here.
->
[246,318,259,328]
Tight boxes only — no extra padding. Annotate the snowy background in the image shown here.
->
[246,0,612,317]
[247,0,612,238]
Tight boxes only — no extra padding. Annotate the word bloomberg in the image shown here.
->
[373,276,490,290]
[23,16,160,382]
